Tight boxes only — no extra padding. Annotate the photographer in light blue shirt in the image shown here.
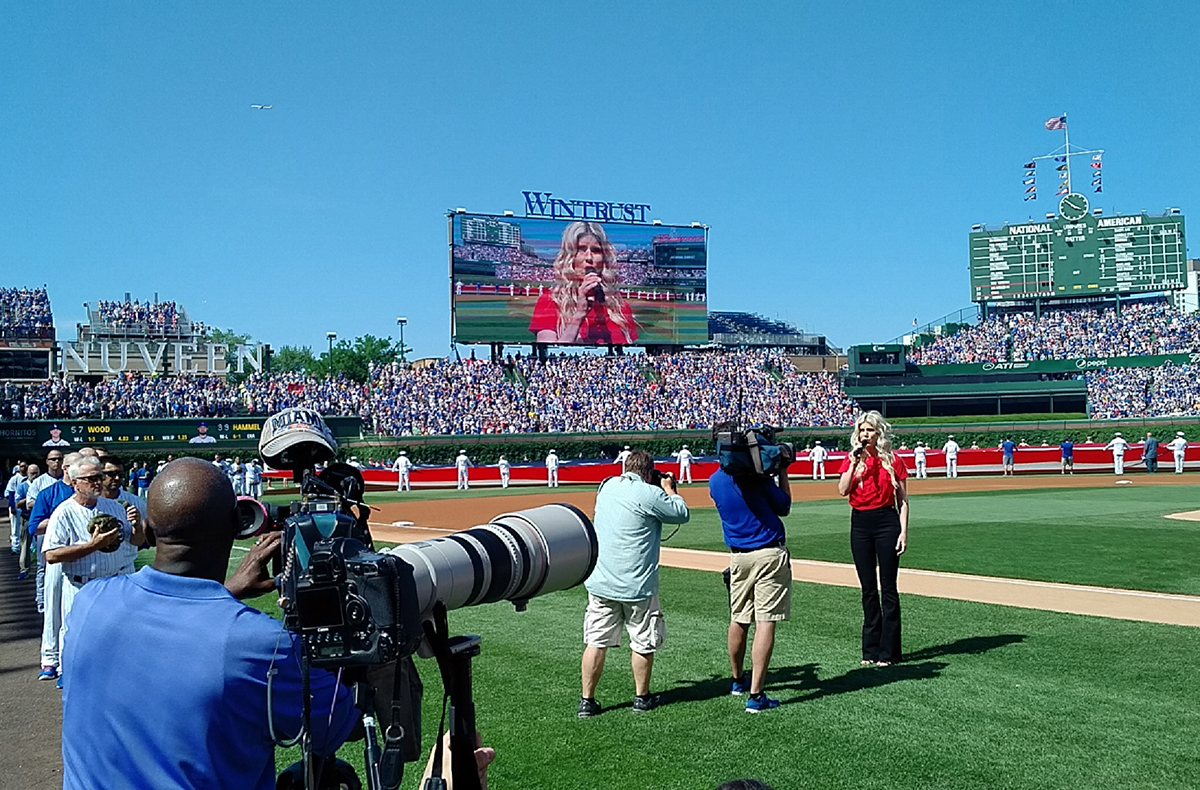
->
[579,450,689,718]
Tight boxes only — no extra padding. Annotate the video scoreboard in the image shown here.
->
[969,193,1186,302]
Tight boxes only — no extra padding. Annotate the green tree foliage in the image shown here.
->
[320,334,400,383]
[206,327,255,384]
[272,345,321,375]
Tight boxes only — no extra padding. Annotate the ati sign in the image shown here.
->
[58,342,264,375]
[523,191,651,223]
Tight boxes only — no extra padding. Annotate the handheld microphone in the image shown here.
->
[853,442,867,458]
[584,267,606,304]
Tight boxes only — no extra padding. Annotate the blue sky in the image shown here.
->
[3,1,1197,357]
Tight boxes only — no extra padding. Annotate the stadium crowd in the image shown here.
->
[0,351,859,431]
[94,299,180,332]
[0,287,54,337]
[908,302,1200,365]
[1085,363,1200,419]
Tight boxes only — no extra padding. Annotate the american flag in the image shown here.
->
[1045,116,1067,131]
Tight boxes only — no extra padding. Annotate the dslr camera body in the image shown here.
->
[713,422,795,477]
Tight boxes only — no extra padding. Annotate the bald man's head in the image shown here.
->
[147,458,237,550]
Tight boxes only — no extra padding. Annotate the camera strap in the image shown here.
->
[421,603,483,790]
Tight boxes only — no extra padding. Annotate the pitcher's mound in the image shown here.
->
[1164,510,1200,522]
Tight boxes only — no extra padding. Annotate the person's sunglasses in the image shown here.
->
[75,474,102,482]
[101,471,123,477]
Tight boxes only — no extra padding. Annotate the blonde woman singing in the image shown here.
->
[529,221,638,345]
[837,411,909,666]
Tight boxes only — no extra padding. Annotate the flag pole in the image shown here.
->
[1062,112,1070,193]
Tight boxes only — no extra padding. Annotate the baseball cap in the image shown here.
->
[1178,431,1185,436]
[259,408,337,469]
[1115,432,1122,437]
[198,421,208,428]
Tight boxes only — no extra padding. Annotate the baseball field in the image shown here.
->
[4,474,1197,789]
[246,473,1200,790]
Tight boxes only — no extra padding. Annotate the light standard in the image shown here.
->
[396,317,408,362]
[326,331,337,377]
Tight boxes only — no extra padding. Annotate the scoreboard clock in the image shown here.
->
[969,205,1186,302]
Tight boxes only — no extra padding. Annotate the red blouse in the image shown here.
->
[840,452,909,510]
[528,294,638,344]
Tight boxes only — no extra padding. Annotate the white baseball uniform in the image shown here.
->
[913,445,927,478]
[1167,436,1187,474]
[942,440,960,478]
[394,455,413,491]
[1104,436,1129,474]
[545,453,559,487]
[456,453,471,490]
[498,458,511,488]
[677,447,694,483]
[809,445,827,480]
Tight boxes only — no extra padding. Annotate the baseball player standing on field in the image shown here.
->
[455,449,471,490]
[809,441,827,480]
[677,444,694,484]
[498,455,511,488]
[1105,432,1129,475]
[546,449,560,487]
[616,445,632,467]
[942,435,960,478]
[394,451,412,491]
[1168,431,1188,474]
[913,442,927,479]
[1000,437,1016,476]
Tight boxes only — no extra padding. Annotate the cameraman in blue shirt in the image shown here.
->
[709,458,792,713]
[61,458,358,789]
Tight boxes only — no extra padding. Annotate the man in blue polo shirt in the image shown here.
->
[709,460,792,713]
[61,458,358,789]
[1000,437,1016,476]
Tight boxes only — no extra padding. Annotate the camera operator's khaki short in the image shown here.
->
[583,593,665,653]
[729,546,792,624]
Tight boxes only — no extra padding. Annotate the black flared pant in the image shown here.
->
[850,506,902,663]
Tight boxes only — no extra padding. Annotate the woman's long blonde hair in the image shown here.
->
[849,410,900,490]
[549,222,633,342]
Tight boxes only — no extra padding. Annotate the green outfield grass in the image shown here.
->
[668,485,1200,595]
[235,564,1199,789]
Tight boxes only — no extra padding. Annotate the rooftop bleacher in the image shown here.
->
[708,311,834,354]
[0,286,55,340]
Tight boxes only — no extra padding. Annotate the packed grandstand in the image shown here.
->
[3,287,1199,427]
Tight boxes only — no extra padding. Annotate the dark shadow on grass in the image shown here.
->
[662,634,1027,706]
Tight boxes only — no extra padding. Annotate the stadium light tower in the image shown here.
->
[396,317,408,362]
[326,331,337,377]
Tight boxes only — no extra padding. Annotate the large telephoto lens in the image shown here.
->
[384,504,598,619]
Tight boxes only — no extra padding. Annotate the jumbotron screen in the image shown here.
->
[969,194,1186,301]
[450,214,708,346]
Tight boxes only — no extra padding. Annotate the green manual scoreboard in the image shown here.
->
[969,193,1186,302]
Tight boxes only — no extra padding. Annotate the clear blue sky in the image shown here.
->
[3,1,1197,357]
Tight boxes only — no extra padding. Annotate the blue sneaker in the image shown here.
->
[745,693,780,713]
[730,674,751,695]
[37,667,58,681]
[56,675,63,690]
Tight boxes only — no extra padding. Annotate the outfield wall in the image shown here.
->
[269,443,1200,489]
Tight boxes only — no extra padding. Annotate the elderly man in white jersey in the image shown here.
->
[44,455,139,684]
[615,446,632,467]
[809,441,827,480]
[393,451,413,491]
[546,449,560,487]
[498,455,511,488]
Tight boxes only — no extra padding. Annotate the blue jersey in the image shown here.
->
[1060,441,1074,459]
[1001,440,1015,456]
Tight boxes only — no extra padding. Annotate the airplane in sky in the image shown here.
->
[250,104,274,110]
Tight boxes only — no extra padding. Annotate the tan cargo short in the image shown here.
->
[729,546,792,624]
[583,592,666,653]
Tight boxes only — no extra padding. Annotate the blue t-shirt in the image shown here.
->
[1060,441,1074,459]
[29,479,73,537]
[708,468,790,550]
[1001,440,1015,457]
[62,567,358,790]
